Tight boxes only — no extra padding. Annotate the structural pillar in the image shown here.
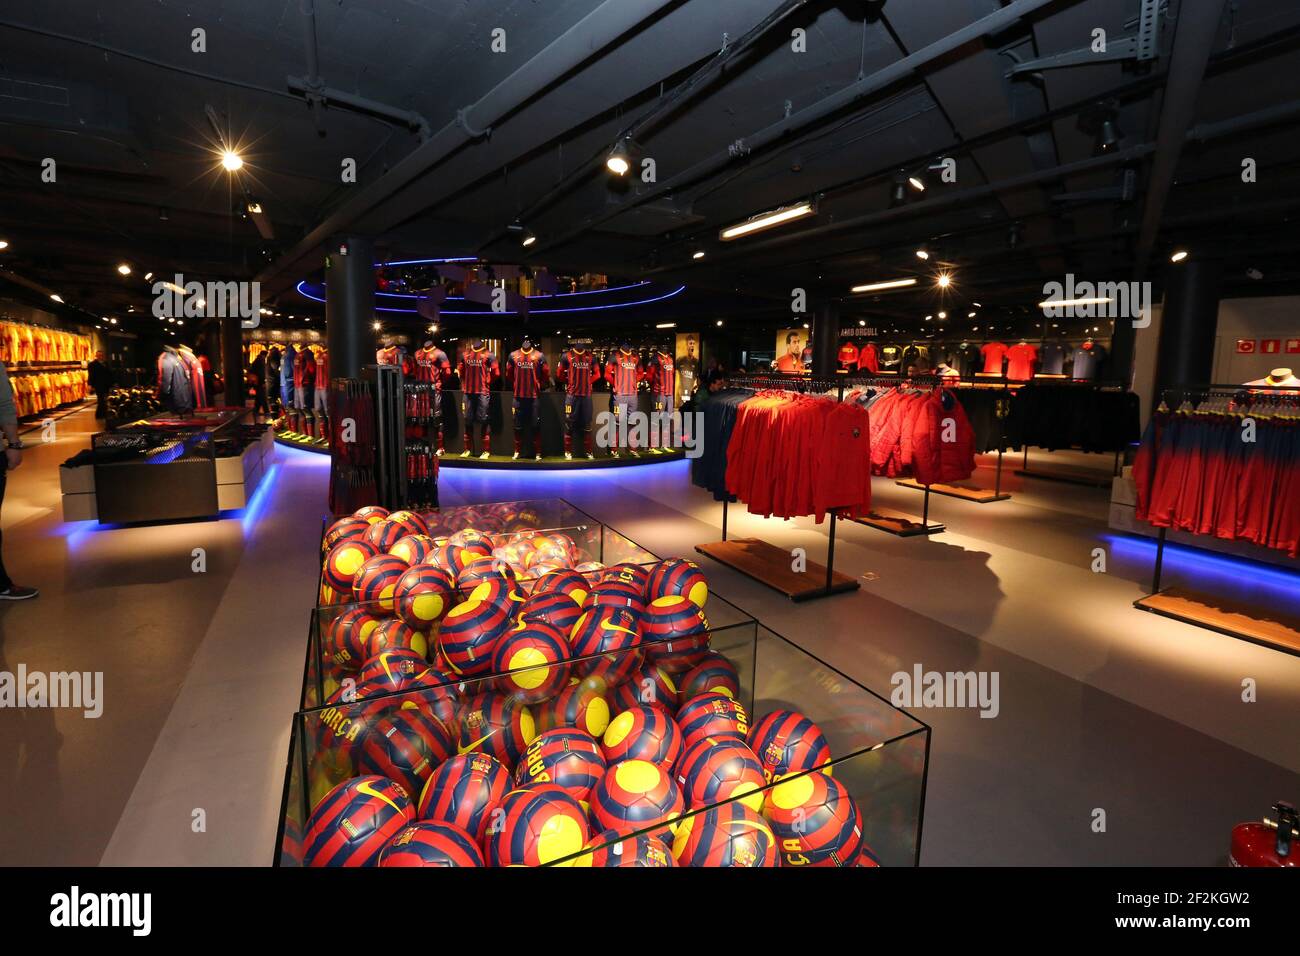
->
[1153,257,1223,398]
[811,300,840,379]
[221,315,244,406]
[326,235,376,379]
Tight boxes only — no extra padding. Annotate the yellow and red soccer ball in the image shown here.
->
[675,735,767,812]
[485,784,591,867]
[679,653,739,702]
[353,505,390,525]
[610,663,680,715]
[417,752,510,843]
[324,515,370,550]
[641,595,710,672]
[647,558,709,607]
[748,709,832,783]
[672,802,778,867]
[390,533,438,566]
[379,821,483,867]
[492,620,571,703]
[591,759,684,834]
[439,598,511,677]
[353,709,453,797]
[676,692,749,750]
[763,772,864,867]
[518,590,583,635]
[601,703,682,769]
[531,568,590,604]
[323,608,381,671]
[570,605,643,690]
[323,538,378,593]
[302,775,413,867]
[353,553,409,613]
[393,564,455,628]
[456,691,536,772]
[574,830,676,867]
[536,678,611,738]
[514,728,607,805]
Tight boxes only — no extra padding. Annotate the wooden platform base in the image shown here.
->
[896,478,1010,503]
[1134,586,1300,657]
[851,507,945,537]
[696,538,860,602]
[1014,467,1112,488]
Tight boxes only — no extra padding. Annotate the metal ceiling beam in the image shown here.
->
[256,0,681,296]
[1133,0,1228,277]
[533,0,1075,256]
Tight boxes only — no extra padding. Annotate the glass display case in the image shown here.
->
[279,497,930,867]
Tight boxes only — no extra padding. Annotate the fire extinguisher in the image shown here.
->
[1229,801,1298,867]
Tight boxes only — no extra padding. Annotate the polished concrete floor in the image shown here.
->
[1,407,1296,865]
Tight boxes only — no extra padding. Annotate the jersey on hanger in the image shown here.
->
[980,341,1009,375]
[1005,343,1038,381]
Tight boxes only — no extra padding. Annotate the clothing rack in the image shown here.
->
[1012,380,1132,486]
[1132,383,1300,657]
[696,375,860,602]
[896,378,1013,505]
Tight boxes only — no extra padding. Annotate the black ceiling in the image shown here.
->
[3,0,1300,334]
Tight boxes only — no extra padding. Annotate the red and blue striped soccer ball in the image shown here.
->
[537,678,612,738]
[394,564,456,628]
[610,663,681,715]
[353,553,410,612]
[366,619,427,659]
[364,518,408,554]
[575,829,677,867]
[389,533,438,566]
[357,649,429,691]
[491,620,572,703]
[439,599,511,677]
[641,595,710,672]
[514,728,607,804]
[570,605,643,690]
[354,709,453,797]
[584,579,646,618]
[672,801,779,867]
[676,692,750,750]
[646,558,709,607]
[678,652,739,702]
[518,590,583,635]
[591,759,684,833]
[748,709,832,782]
[763,772,864,867]
[530,568,590,604]
[303,775,414,867]
[352,505,390,525]
[323,608,381,671]
[599,562,652,592]
[600,703,682,769]
[675,735,768,812]
[456,691,536,772]
[486,784,591,867]
[324,515,370,550]
[379,821,483,867]
[323,538,378,592]
[417,752,510,842]
[385,509,431,539]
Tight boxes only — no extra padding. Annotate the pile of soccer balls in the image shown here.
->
[292,503,874,868]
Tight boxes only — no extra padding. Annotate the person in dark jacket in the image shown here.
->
[249,351,268,416]
[265,347,282,414]
[87,350,113,419]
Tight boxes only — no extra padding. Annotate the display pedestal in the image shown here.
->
[696,538,859,602]
[895,478,1010,504]
[1134,587,1300,657]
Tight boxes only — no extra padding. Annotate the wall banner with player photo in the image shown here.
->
[675,332,701,403]
[774,328,808,373]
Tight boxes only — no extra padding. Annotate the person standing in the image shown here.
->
[249,349,268,416]
[0,363,38,600]
[265,347,281,414]
[87,350,113,420]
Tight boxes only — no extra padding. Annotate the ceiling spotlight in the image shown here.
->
[936,272,952,288]
[247,201,263,214]
[716,320,724,327]
[720,201,815,241]
[0,240,9,250]
[605,140,633,177]
[144,271,153,281]
[372,321,382,331]
[109,318,118,325]
[915,248,930,260]
[655,322,677,329]
[221,149,243,171]
[1095,116,1122,154]
[117,263,132,276]
[908,175,926,192]
[802,323,809,330]
[858,319,866,327]
[850,277,917,293]
[177,320,184,326]
[521,234,537,247]
[1170,249,1189,263]
[937,311,947,320]
[968,311,976,318]
[692,250,706,260]
[50,293,64,303]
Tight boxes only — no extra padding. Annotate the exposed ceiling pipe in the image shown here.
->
[1133,0,1228,278]
[260,0,681,294]
[478,0,812,251]
[533,0,1074,255]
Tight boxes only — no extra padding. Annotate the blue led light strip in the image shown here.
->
[295,281,686,314]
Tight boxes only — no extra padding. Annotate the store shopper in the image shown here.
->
[0,363,39,600]
[249,350,269,416]
[265,347,282,414]
[87,350,113,419]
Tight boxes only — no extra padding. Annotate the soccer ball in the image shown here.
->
[646,558,709,607]
[323,538,378,593]
[366,619,429,659]
[573,829,676,867]
[531,568,590,604]
[417,752,509,842]
[748,710,832,782]
[357,649,430,691]
[485,784,591,867]
[389,534,438,566]
[393,564,455,628]
[641,595,710,672]
[379,821,483,867]
[676,693,750,750]
[601,704,682,769]
[514,728,607,804]
[610,663,681,715]
[600,562,652,592]
[590,759,684,834]
[323,608,381,671]
[352,554,410,613]
[536,678,611,738]
[456,691,536,772]
[762,772,864,867]
[584,579,646,617]
[302,775,414,867]
[324,515,370,550]
[675,735,767,812]
[672,801,778,867]
[438,598,511,677]
[492,620,572,704]
[570,605,643,691]
[364,518,407,554]
[386,510,430,539]
[679,653,739,702]
[518,590,583,635]
[353,505,390,525]
[353,709,453,797]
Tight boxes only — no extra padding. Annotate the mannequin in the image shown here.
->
[457,339,499,458]
[557,343,601,460]
[413,338,451,454]
[313,345,330,440]
[177,343,207,408]
[506,337,549,460]
[1246,367,1300,388]
[645,347,676,452]
[158,345,195,414]
[605,343,643,457]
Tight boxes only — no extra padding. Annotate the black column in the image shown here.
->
[811,300,840,379]
[1154,257,1223,396]
[221,315,244,406]
[325,235,376,379]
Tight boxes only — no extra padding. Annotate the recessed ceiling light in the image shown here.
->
[117,263,132,276]
[716,320,724,326]
[693,251,705,260]
[521,234,537,247]
[221,150,243,171]
[50,294,64,303]
[915,248,929,260]
[908,175,926,192]
[373,321,382,331]
[968,311,976,318]
[0,240,9,250]
[937,311,947,319]
[936,272,952,288]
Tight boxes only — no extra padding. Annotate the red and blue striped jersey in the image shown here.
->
[557,349,601,397]
[457,347,498,394]
[605,351,642,396]
[645,352,675,395]
[413,346,450,386]
[506,349,549,398]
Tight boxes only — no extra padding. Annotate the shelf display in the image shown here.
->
[277,497,929,867]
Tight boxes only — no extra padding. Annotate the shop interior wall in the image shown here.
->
[1213,296,1300,383]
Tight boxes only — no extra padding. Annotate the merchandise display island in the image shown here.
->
[277,497,929,867]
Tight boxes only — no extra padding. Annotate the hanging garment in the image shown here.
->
[158,349,194,414]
